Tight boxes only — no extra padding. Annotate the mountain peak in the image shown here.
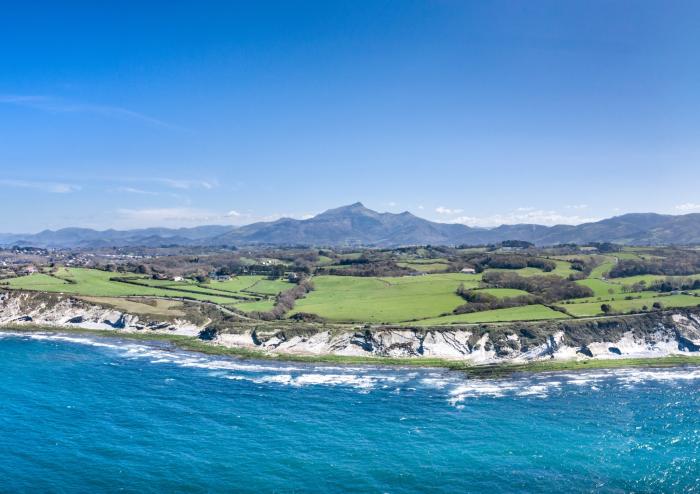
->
[317,202,372,217]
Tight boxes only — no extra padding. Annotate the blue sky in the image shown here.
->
[1,1,699,232]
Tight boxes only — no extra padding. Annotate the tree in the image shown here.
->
[652,302,663,310]
[600,303,612,314]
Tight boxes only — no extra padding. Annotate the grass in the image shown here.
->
[396,261,450,273]
[589,256,617,279]
[78,296,186,317]
[5,260,700,327]
[1,273,71,290]
[244,278,291,295]
[290,273,481,323]
[550,260,577,278]
[487,267,548,277]
[232,299,277,313]
[609,274,700,288]
[560,294,700,317]
[472,288,530,298]
[571,290,661,304]
[2,268,271,306]
[6,268,174,297]
[575,278,623,297]
[411,305,569,326]
[206,276,266,293]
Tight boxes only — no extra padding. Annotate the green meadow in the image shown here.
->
[1,268,279,312]
[291,273,481,323]
[413,305,569,326]
[4,247,700,326]
[560,294,700,317]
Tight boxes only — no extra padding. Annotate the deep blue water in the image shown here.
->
[1,332,700,493]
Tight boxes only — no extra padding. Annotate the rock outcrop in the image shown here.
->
[0,292,202,335]
[215,311,700,365]
[4,290,700,365]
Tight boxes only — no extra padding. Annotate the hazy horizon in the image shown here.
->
[3,201,699,236]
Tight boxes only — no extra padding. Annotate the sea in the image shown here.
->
[1,330,699,493]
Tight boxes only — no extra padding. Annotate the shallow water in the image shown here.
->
[1,331,699,493]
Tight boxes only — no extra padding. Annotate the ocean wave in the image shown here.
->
[5,330,700,400]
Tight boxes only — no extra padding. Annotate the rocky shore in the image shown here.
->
[3,291,700,367]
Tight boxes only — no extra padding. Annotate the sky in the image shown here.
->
[1,0,699,232]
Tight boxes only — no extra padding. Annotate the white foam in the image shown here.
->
[615,368,700,384]
[6,330,700,399]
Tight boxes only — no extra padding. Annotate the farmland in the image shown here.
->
[290,273,480,323]
[0,268,289,313]
[413,305,569,326]
[2,244,700,325]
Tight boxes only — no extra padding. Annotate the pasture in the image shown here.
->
[413,305,569,326]
[4,245,700,326]
[1,268,281,312]
[291,273,481,323]
[560,294,700,317]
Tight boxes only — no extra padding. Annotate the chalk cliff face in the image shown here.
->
[3,291,700,365]
[0,292,202,336]
[214,312,700,364]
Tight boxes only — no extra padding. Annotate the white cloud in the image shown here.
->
[566,204,589,210]
[113,206,317,228]
[451,209,601,227]
[435,206,464,215]
[675,203,700,212]
[0,94,178,129]
[116,186,158,196]
[116,207,219,224]
[156,178,217,190]
[0,179,80,193]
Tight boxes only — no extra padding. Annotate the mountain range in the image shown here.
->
[2,202,700,248]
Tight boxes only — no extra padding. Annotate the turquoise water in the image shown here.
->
[1,332,699,493]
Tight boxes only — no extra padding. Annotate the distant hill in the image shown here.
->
[2,203,700,248]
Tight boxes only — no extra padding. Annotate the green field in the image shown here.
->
[124,278,258,300]
[5,249,700,326]
[290,273,480,323]
[232,299,277,313]
[244,278,292,295]
[550,260,577,278]
[206,276,266,293]
[575,278,624,297]
[609,274,700,288]
[589,256,617,279]
[2,273,72,291]
[1,268,279,309]
[78,297,186,317]
[413,305,569,326]
[571,290,660,304]
[472,288,530,298]
[487,267,548,277]
[560,294,700,317]
[396,261,450,273]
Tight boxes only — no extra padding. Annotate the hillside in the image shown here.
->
[2,203,700,248]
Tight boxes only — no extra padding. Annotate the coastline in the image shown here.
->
[5,324,700,378]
